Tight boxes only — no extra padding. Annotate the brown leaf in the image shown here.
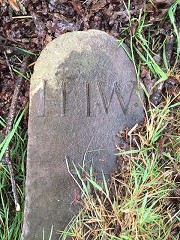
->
[71,0,83,17]
[159,136,168,152]
[8,0,20,12]
[141,66,155,95]
[91,2,107,12]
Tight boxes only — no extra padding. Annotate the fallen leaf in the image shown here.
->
[71,0,83,17]
[91,2,107,12]
[8,0,20,12]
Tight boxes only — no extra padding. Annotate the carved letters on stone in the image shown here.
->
[37,80,136,117]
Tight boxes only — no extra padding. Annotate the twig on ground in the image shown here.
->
[4,51,14,79]
[0,45,27,56]
[3,55,30,212]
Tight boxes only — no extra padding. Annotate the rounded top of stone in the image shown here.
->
[31,30,131,95]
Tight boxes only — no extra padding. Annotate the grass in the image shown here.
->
[0,0,179,239]
[60,97,179,240]
[0,110,27,240]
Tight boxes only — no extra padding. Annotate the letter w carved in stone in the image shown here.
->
[97,81,135,115]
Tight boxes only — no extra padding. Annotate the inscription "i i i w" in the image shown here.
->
[37,80,135,117]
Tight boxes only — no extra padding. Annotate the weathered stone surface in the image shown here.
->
[23,30,144,240]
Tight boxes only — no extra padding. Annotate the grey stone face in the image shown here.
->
[23,30,144,240]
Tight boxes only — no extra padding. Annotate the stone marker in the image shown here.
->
[23,30,144,240]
